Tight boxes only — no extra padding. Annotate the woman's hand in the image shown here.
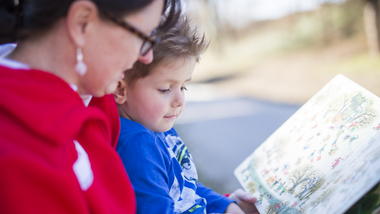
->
[227,189,259,214]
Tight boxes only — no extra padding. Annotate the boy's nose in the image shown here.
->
[173,91,185,107]
[138,49,153,64]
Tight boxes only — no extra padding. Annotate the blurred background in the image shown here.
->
[173,0,380,194]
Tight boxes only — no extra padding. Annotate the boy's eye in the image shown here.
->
[181,87,188,91]
[159,89,171,94]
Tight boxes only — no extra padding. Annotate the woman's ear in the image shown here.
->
[113,80,128,105]
[66,0,98,47]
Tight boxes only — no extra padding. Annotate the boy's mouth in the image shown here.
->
[164,115,176,120]
[164,108,181,120]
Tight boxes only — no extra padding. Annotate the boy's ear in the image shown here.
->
[113,80,127,105]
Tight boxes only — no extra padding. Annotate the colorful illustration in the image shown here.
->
[234,75,380,214]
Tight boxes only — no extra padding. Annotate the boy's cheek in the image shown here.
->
[177,108,184,117]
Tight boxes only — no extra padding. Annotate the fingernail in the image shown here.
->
[245,194,255,199]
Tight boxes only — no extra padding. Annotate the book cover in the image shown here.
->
[234,74,380,213]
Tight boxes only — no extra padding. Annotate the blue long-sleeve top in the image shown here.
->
[116,117,234,214]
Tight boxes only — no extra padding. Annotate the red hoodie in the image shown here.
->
[89,94,121,149]
[0,65,136,214]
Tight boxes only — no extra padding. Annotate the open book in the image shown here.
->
[234,74,380,214]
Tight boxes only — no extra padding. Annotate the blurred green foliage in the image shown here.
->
[279,0,365,51]
[193,0,380,96]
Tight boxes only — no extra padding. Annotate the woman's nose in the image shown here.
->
[138,49,153,64]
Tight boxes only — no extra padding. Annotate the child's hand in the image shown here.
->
[227,189,259,214]
[224,202,245,214]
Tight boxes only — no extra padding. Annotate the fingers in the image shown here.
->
[234,189,257,203]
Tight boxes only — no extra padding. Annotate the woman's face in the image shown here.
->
[79,0,164,97]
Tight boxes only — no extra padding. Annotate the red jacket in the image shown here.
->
[89,94,121,149]
[0,65,136,214]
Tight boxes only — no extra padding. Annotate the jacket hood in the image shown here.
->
[0,65,111,144]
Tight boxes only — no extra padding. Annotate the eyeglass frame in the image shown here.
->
[102,12,160,56]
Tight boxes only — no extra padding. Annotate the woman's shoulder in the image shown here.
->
[0,64,109,145]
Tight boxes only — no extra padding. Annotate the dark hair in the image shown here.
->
[124,15,210,86]
[0,0,181,44]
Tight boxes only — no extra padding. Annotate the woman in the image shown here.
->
[0,0,180,213]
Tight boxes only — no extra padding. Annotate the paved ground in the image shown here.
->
[174,96,300,194]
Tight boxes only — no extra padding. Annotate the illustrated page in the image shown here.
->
[234,74,380,214]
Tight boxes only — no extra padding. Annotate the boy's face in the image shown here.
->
[122,57,196,132]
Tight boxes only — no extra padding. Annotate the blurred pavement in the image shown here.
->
[174,90,300,194]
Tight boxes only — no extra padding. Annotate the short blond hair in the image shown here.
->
[124,15,210,86]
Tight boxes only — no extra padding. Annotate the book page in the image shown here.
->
[234,74,380,214]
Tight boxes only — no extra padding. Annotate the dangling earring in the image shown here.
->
[75,47,87,76]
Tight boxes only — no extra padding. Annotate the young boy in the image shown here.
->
[114,16,257,214]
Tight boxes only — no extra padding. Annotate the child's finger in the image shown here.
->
[234,189,257,202]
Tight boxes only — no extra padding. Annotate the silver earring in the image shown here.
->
[75,47,87,76]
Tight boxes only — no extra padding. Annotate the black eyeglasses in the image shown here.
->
[103,12,160,56]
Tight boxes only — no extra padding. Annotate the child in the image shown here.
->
[114,15,257,214]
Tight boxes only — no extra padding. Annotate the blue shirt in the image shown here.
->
[117,117,233,214]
